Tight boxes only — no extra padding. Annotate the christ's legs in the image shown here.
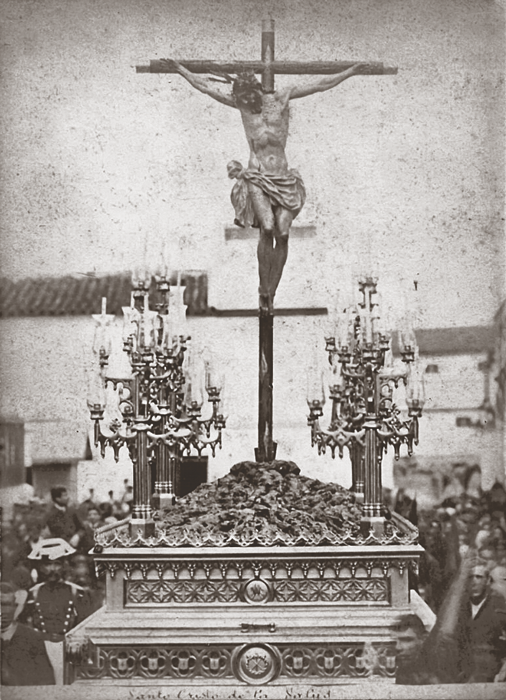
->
[248,184,276,310]
[269,207,294,299]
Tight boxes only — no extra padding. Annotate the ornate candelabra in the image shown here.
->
[307,278,425,536]
[86,273,226,537]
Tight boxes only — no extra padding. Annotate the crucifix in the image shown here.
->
[137,20,397,463]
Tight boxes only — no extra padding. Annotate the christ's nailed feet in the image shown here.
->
[259,292,274,315]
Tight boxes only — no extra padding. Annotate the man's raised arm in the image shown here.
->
[288,62,371,100]
[161,59,236,108]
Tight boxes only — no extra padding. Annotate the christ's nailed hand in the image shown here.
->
[350,62,373,75]
[160,58,182,72]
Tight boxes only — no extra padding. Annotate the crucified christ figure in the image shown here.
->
[163,59,371,312]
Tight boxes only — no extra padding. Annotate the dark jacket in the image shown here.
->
[396,631,466,685]
[1,622,55,685]
[45,504,84,543]
[20,580,93,642]
[465,593,506,682]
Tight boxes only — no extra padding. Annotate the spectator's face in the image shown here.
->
[17,523,28,539]
[72,562,90,585]
[395,628,423,662]
[40,559,64,582]
[479,548,495,562]
[55,490,69,507]
[479,515,491,529]
[28,524,41,541]
[496,544,506,560]
[490,566,506,595]
[470,566,488,599]
[87,509,101,526]
[0,593,16,630]
[492,526,505,543]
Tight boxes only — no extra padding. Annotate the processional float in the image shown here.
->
[66,21,427,690]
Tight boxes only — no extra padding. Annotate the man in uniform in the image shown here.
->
[1,582,55,685]
[20,538,93,684]
[163,58,369,312]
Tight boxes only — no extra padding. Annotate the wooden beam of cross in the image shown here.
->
[136,20,397,93]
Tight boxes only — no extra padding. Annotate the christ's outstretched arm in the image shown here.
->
[287,62,372,100]
[160,59,236,107]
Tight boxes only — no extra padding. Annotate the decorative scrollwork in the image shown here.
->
[282,647,312,677]
[127,580,242,604]
[139,649,168,678]
[94,515,418,548]
[273,578,389,603]
[109,648,138,678]
[95,555,413,583]
[314,647,344,677]
[125,576,390,605]
[201,648,231,677]
[169,649,198,677]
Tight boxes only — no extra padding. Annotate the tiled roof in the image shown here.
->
[393,326,495,356]
[0,272,208,318]
[0,275,496,357]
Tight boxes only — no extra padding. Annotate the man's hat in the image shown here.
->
[28,538,76,561]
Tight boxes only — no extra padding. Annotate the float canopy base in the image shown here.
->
[66,540,426,687]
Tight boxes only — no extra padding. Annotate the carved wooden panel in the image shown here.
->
[125,576,389,605]
[127,579,242,604]
[273,578,389,603]
[73,642,396,683]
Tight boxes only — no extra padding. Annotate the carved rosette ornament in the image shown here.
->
[243,578,272,604]
[232,644,281,685]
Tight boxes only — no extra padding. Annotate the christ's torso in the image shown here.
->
[239,92,290,176]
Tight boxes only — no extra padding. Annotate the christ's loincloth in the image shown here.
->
[229,167,306,229]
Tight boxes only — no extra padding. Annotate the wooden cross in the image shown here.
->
[136,21,397,464]
[136,19,397,92]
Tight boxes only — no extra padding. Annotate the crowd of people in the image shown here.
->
[391,479,506,611]
[2,483,133,584]
[391,479,506,684]
[1,482,133,685]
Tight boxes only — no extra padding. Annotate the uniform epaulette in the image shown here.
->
[64,581,84,590]
[28,583,44,598]
[65,581,85,596]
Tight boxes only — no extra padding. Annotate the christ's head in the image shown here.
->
[233,73,263,114]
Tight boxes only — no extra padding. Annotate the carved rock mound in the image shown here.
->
[157,460,363,542]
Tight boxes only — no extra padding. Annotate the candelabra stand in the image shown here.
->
[307,278,424,537]
[87,274,226,538]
